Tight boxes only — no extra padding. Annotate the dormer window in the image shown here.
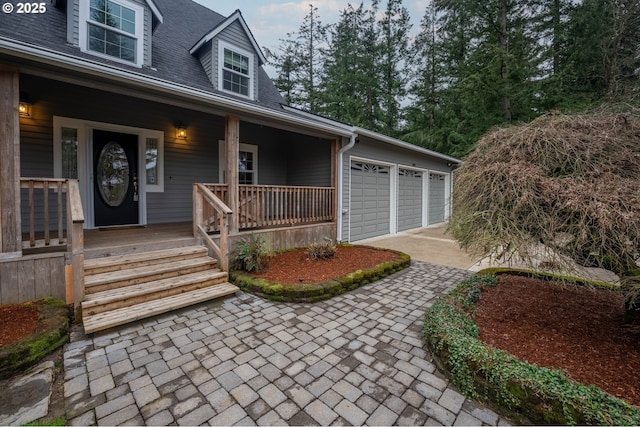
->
[218,41,254,99]
[79,0,144,67]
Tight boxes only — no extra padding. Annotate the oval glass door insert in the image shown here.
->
[97,141,130,207]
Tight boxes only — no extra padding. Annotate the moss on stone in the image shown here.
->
[0,299,70,380]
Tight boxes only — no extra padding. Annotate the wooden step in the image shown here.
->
[85,257,217,293]
[84,246,209,275]
[82,283,239,334]
[82,270,229,316]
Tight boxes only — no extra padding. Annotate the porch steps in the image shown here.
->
[82,246,238,334]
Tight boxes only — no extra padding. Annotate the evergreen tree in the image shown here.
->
[377,0,412,136]
[267,4,327,112]
[317,3,382,129]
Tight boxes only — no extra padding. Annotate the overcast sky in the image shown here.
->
[192,0,429,74]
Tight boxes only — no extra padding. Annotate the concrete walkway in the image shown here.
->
[361,225,480,270]
[63,262,511,426]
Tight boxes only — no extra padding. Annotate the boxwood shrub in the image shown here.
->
[423,272,640,426]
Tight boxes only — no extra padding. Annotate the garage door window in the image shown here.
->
[351,162,389,174]
[399,169,422,179]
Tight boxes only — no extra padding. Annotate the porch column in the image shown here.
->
[225,115,240,233]
[0,67,21,258]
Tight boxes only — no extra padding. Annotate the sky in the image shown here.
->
[192,0,429,74]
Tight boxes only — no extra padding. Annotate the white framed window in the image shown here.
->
[79,0,144,67]
[218,41,254,99]
[218,141,258,184]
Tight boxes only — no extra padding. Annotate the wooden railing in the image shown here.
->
[193,183,232,271]
[20,178,68,248]
[206,184,335,229]
[20,178,85,315]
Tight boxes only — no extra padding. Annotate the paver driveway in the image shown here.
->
[63,261,510,426]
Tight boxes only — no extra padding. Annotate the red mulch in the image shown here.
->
[0,303,38,347]
[474,275,640,406]
[252,246,399,285]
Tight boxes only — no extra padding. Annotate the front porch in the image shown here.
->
[9,177,337,332]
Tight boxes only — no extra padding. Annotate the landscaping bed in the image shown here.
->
[0,299,70,380]
[230,245,410,302]
[423,271,640,425]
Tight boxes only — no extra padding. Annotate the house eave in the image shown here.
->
[0,37,351,138]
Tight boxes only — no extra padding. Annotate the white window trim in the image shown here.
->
[218,141,258,184]
[53,116,164,228]
[217,40,255,100]
[78,0,145,67]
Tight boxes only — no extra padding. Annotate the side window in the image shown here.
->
[218,141,258,184]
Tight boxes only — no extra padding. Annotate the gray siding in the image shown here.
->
[67,0,78,44]
[197,41,214,84]
[18,74,333,228]
[19,74,224,225]
[212,21,259,99]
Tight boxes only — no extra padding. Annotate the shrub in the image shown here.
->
[306,239,337,260]
[230,234,269,273]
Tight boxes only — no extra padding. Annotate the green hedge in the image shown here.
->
[230,247,410,303]
[423,273,640,426]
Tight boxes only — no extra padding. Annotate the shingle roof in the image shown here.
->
[0,0,285,109]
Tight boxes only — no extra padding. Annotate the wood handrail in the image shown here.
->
[193,183,231,271]
[67,180,85,223]
[197,184,232,214]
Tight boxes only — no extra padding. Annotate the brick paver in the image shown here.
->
[63,261,511,425]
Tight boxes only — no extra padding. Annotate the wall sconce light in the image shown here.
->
[18,100,31,117]
[446,162,453,168]
[176,123,187,140]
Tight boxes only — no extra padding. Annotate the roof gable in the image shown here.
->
[189,9,267,65]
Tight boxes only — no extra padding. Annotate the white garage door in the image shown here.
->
[350,161,391,241]
[428,173,446,225]
[398,169,423,231]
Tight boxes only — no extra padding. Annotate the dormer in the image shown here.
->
[67,0,163,68]
[190,10,267,101]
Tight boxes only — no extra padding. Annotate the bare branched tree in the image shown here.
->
[449,111,640,278]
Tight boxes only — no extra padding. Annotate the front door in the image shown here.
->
[93,130,139,227]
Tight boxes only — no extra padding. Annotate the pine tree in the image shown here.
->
[377,0,412,136]
[267,4,327,112]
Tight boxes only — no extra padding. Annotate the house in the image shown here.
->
[0,0,460,332]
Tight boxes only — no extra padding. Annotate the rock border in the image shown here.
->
[230,246,411,303]
[422,270,640,426]
[0,298,70,380]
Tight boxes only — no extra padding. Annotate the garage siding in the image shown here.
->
[349,161,391,241]
[398,169,423,231]
[428,173,446,224]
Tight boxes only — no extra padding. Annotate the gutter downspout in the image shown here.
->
[337,132,357,242]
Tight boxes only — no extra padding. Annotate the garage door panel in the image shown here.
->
[350,161,391,241]
[398,169,423,231]
[428,173,446,225]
